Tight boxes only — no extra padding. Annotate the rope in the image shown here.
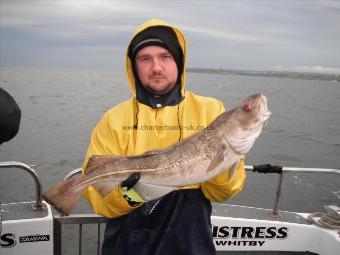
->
[134,100,139,130]
[177,101,182,142]
[307,211,340,235]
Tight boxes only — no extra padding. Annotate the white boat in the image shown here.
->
[1,161,339,255]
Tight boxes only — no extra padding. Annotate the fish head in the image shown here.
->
[225,93,271,155]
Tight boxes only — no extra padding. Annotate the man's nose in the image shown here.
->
[152,58,162,72]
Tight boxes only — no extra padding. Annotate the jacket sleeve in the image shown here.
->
[82,112,141,218]
[200,102,247,202]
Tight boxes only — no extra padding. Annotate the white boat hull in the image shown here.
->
[212,204,340,254]
[1,202,339,254]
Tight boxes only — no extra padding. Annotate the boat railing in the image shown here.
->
[0,161,46,211]
[53,214,108,255]
[247,164,340,216]
[1,161,339,255]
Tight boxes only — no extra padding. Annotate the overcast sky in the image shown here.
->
[1,0,340,73]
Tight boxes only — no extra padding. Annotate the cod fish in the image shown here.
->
[43,93,271,215]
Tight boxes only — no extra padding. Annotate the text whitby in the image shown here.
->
[212,226,288,247]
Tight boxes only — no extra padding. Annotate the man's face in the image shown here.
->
[135,46,178,95]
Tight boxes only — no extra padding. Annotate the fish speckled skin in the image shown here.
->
[43,93,270,215]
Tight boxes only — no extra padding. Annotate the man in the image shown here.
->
[0,87,21,144]
[82,19,246,255]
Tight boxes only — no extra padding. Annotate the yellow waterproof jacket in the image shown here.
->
[82,19,246,218]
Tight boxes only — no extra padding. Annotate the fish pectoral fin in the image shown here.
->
[207,145,229,172]
[85,155,120,174]
[133,183,175,201]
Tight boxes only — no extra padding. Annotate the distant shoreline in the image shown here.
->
[187,68,340,82]
[1,66,339,82]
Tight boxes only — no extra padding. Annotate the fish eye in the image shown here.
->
[242,103,252,112]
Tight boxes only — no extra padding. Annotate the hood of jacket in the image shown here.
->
[125,19,187,99]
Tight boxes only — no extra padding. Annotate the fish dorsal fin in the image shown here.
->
[85,155,120,174]
[127,137,194,160]
[126,150,160,159]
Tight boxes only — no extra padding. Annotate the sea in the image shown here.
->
[0,67,339,254]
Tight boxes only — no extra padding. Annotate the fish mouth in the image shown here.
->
[260,95,271,122]
[263,110,271,122]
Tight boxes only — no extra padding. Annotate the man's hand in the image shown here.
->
[120,172,144,206]
[121,172,140,189]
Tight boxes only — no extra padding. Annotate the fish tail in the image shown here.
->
[43,178,83,216]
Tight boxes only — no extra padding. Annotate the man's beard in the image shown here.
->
[144,81,176,96]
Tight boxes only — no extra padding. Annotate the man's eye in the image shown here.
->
[139,57,150,62]
[161,54,172,59]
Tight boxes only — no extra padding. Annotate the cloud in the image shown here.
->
[0,0,339,70]
[183,25,272,44]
